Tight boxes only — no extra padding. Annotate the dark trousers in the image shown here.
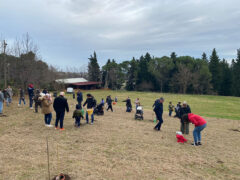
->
[154,112,163,131]
[126,106,132,112]
[45,113,52,125]
[78,101,82,109]
[29,96,33,108]
[107,104,113,112]
[35,102,41,113]
[75,117,81,127]
[55,111,65,128]
[169,110,173,116]
[181,122,189,134]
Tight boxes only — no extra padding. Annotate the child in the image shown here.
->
[18,88,26,106]
[107,95,113,112]
[135,98,140,111]
[33,89,42,113]
[182,113,207,146]
[72,104,84,127]
[168,102,174,117]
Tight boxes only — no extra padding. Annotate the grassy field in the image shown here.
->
[71,90,240,120]
[0,90,240,180]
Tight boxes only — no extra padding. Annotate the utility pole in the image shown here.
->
[3,40,7,88]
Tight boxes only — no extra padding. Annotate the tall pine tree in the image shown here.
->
[219,59,232,96]
[209,48,220,93]
[126,57,138,91]
[232,49,240,96]
[88,51,101,82]
[202,52,208,62]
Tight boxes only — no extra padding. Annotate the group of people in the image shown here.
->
[153,98,207,146]
[1,84,207,146]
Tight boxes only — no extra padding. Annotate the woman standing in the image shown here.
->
[40,94,53,127]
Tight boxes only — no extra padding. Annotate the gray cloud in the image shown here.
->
[1,0,240,68]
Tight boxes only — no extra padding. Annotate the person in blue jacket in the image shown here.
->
[153,97,164,131]
[77,90,83,108]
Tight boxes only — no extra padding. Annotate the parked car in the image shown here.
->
[66,87,74,94]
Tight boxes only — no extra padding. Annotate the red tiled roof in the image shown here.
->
[72,81,102,86]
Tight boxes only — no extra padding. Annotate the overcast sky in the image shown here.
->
[1,0,240,69]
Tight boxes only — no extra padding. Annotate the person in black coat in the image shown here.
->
[106,95,113,112]
[179,101,191,134]
[123,97,132,112]
[53,92,69,130]
[77,90,83,108]
[153,97,164,131]
[83,94,96,124]
[28,85,34,109]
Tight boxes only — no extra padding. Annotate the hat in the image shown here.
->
[183,101,187,105]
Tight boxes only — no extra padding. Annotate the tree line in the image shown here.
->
[88,49,240,97]
[1,33,240,97]
[0,33,87,92]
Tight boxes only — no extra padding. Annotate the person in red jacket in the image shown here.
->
[182,113,207,146]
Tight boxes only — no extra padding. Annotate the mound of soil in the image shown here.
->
[52,174,71,180]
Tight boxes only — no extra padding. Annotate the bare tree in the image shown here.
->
[174,64,193,94]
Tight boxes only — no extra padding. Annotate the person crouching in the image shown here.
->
[72,104,84,127]
[182,113,207,146]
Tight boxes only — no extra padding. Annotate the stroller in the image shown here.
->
[135,106,143,120]
[94,103,104,115]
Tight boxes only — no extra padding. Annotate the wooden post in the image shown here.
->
[46,137,50,180]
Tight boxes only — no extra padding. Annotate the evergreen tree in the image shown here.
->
[202,52,208,62]
[136,53,154,90]
[209,48,220,93]
[88,51,101,82]
[219,59,232,96]
[145,52,151,63]
[126,58,138,91]
[232,49,240,96]
[170,52,177,63]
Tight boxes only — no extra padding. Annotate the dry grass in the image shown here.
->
[0,96,240,180]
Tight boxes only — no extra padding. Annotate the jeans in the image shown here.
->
[169,110,172,116]
[6,97,11,106]
[45,113,52,125]
[19,98,26,105]
[0,101,3,113]
[154,112,163,131]
[86,112,94,123]
[193,123,207,143]
[55,111,65,128]
[75,117,81,127]
[29,96,33,108]
[126,106,132,112]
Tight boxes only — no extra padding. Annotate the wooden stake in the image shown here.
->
[57,143,59,173]
[46,137,50,180]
